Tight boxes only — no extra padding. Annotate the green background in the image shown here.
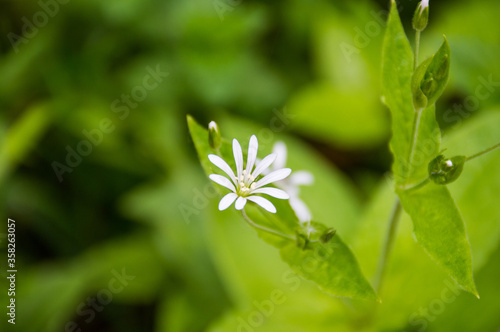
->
[1,0,500,331]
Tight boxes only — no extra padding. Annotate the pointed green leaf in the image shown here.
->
[280,230,379,301]
[382,2,476,295]
[397,184,477,296]
[187,115,378,301]
[245,205,378,301]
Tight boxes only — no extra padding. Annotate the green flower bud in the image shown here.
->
[320,228,336,244]
[428,155,466,185]
[421,76,435,95]
[208,121,221,150]
[413,0,429,32]
[411,37,450,111]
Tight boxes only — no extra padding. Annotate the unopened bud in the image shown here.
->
[320,228,336,244]
[208,121,221,150]
[413,0,429,31]
[411,37,450,110]
[428,154,465,185]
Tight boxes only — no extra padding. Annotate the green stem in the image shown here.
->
[374,199,403,292]
[466,142,500,162]
[403,29,423,187]
[241,210,295,241]
[414,30,421,69]
[407,110,422,178]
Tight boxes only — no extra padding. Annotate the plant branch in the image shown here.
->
[466,142,500,162]
[407,110,423,180]
[374,198,403,292]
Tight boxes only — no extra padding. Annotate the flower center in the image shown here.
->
[236,170,256,196]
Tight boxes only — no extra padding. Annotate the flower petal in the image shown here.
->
[233,139,244,179]
[254,168,292,189]
[290,171,314,186]
[272,141,287,170]
[235,196,247,210]
[251,153,277,178]
[247,196,277,213]
[245,135,258,175]
[289,196,312,222]
[219,193,238,210]
[208,154,237,184]
[251,187,289,199]
[209,174,236,192]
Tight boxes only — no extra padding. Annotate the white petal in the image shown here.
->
[233,139,244,179]
[247,196,277,213]
[251,153,277,178]
[235,196,247,210]
[251,187,289,199]
[290,171,314,186]
[254,168,292,189]
[289,196,312,222]
[219,193,238,210]
[272,141,287,170]
[209,174,236,192]
[245,135,258,175]
[208,154,237,184]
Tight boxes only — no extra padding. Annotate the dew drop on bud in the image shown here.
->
[428,155,466,185]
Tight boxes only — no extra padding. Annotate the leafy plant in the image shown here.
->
[187,0,500,305]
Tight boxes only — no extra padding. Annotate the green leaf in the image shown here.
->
[382,1,476,295]
[444,110,500,271]
[397,184,477,296]
[280,228,379,301]
[187,115,378,301]
[381,0,414,186]
[0,103,52,183]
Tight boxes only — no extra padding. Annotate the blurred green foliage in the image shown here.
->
[1,0,500,331]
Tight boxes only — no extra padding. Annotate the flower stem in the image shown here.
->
[414,30,421,69]
[466,142,500,162]
[374,198,403,292]
[241,210,295,241]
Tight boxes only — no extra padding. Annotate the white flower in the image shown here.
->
[265,142,314,223]
[208,135,291,213]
